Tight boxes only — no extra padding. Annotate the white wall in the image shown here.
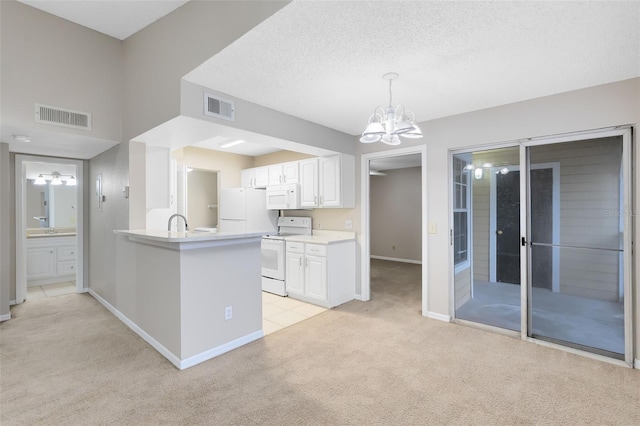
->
[370,167,421,262]
[121,1,289,142]
[0,144,11,319]
[0,0,122,147]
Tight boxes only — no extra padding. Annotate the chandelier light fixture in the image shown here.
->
[33,172,77,186]
[360,72,423,145]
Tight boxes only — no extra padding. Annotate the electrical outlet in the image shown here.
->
[345,220,353,229]
[225,306,232,320]
[392,245,396,251]
[317,223,322,229]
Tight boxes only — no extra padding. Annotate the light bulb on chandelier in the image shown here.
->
[360,72,423,145]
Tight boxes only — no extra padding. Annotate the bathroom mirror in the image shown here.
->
[177,165,219,230]
[25,178,77,229]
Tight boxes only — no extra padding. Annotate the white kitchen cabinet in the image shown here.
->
[241,166,269,188]
[298,155,355,208]
[26,236,76,286]
[268,161,299,186]
[285,240,354,308]
[299,158,319,208]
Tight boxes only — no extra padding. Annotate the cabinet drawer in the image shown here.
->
[305,244,326,257]
[57,261,76,275]
[286,241,305,254]
[57,246,76,261]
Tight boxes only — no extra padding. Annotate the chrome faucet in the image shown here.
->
[168,214,189,232]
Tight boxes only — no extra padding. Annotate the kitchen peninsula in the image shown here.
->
[101,229,267,370]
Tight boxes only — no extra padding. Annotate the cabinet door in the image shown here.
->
[299,158,319,207]
[286,252,305,296]
[282,161,299,184]
[27,248,56,280]
[268,164,283,186]
[241,169,255,188]
[254,167,269,188]
[305,254,327,301]
[319,156,341,207]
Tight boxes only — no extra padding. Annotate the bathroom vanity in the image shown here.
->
[106,229,266,370]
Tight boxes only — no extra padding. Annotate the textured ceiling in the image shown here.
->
[184,1,640,136]
[17,0,188,40]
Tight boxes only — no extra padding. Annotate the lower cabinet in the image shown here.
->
[285,240,354,308]
[26,236,77,286]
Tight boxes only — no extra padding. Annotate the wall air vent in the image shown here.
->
[35,103,92,131]
[203,93,235,121]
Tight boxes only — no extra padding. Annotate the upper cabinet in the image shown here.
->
[299,158,319,208]
[268,161,299,186]
[299,155,355,209]
[241,166,269,188]
[241,154,354,209]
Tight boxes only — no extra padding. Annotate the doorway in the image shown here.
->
[451,127,633,365]
[360,145,428,315]
[15,155,85,304]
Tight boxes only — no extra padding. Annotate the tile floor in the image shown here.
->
[26,283,324,335]
[262,291,327,335]
[27,281,76,299]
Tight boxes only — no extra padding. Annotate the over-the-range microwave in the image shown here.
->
[266,183,301,210]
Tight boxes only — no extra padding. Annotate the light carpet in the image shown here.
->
[1,259,639,425]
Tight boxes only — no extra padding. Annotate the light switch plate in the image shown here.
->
[428,222,437,234]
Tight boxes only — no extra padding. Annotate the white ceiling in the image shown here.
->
[8,1,640,159]
[17,0,188,40]
[184,1,640,136]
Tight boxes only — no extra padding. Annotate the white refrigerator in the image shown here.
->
[219,188,278,234]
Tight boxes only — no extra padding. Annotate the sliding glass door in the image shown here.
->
[526,135,629,359]
[453,147,521,332]
[452,128,633,364]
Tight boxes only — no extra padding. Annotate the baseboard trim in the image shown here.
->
[635,358,640,369]
[0,313,11,322]
[9,299,17,306]
[88,289,183,369]
[88,289,264,370]
[370,255,422,265]
[179,330,264,370]
[426,311,451,322]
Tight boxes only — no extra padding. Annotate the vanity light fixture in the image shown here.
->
[50,172,63,186]
[360,72,423,145]
[33,171,76,186]
[220,139,245,148]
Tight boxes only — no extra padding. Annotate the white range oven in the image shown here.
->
[261,217,312,296]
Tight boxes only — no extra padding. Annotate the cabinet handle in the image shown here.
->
[314,196,318,204]
[320,196,324,204]
[299,257,302,266]
[50,251,54,254]
[305,257,308,267]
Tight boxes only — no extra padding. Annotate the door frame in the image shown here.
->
[360,145,428,315]
[489,162,560,292]
[15,154,85,304]
[520,126,634,367]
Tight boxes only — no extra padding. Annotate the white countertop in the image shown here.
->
[114,229,268,244]
[284,230,356,245]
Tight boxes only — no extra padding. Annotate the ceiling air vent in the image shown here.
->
[35,103,92,131]
[203,93,235,121]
